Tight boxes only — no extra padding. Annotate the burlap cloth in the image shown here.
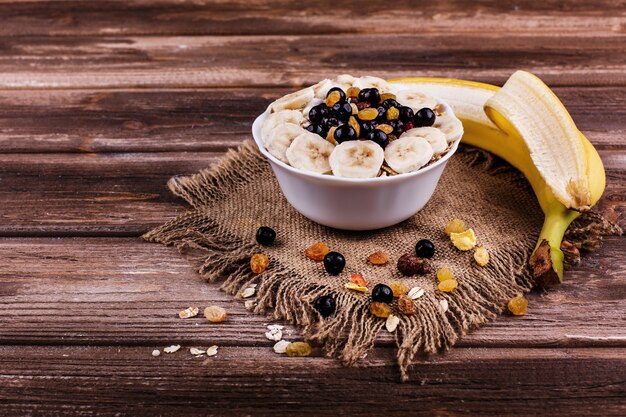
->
[143,140,618,380]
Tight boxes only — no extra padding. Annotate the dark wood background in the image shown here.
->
[0,1,624,415]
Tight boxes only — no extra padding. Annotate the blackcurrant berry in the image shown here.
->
[334,124,357,143]
[366,130,389,149]
[332,101,353,121]
[314,295,336,317]
[371,284,393,304]
[398,106,414,123]
[413,108,436,127]
[358,88,381,105]
[326,87,346,102]
[415,239,435,259]
[308,104,328,124]
[323,251,345,275]
[255,226,276,246]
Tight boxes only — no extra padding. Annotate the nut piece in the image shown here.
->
[508,296,528,316]
[250,253,270,273]
[385,314,400,333]
[286,341,313,357]
[397,254,431,276]
[389,282,408,297]
[178,306,199,319]
[450,229,477,251]
[304,242,330,261]
[474,246,490,266]
[398,295,417,315]
[367,251,389,265]
[204,306,227,323]
[444,218,466,236]
[369,301,392,318]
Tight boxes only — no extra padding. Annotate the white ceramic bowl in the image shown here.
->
[251,100,461,231]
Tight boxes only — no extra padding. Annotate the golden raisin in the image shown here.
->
[508,296,528,316]
[474,246,489,266]
[397,295,417,315]
[350,102,359,115]
[358,108,379,121]
[346,86,361,99]
[376,124,394,134]
[389,282,408,297]
[444,218,466,236]
[304,242,330,261]
[379,92,396,102]
[204,306,227,323]
[386,106,400,121]
[369,301,392,318]
[325,90,342,107]
[367,251,389,265]
[250,254,269,274]
[450,229,477,251]
[438,279,458,293]
[285,341,312,357]
[350,273,367,287]
[348,116,361,137]
[326,126,337,144]
[437,267,454,282]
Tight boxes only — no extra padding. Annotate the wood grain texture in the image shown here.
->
[0,151,623,236]
[0,237,624,347]
[0,0,624,37]
[1,33,626,89]
[0,86,624,153]
[0,345,625,416]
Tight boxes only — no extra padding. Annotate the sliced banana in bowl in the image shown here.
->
[384,136,434,174]
[286,131,335,174]
[329,140,384,178]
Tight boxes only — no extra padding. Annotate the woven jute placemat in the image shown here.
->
[143,140,617,380]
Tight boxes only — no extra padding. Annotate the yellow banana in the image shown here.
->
[389,76,606,287]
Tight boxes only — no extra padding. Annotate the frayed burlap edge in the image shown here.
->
[143,140,621,381]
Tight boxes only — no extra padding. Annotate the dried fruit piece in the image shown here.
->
[386,106,400,121]
[273,340,290,354]
[241,286,256,298]
[348,116,361,137]
[474,246,490,266]
[376,124,394,135]
[397,254,431,276]
[367,251,389,265]
[369,301,392,318]
[508,296,528,316]
[350,103,359,115]
[358,108,379,121]
[346,86,361,99]
[326,126,338,144]
[450,229,477,251]
[178,306,199,319]
[286,341,312,357]
[250,253,270,273]
[350,273,367,287]
[385,314,400,332]
[389,282,408,297]
[206,345,218,357]
[407,287,424,300]
[204,306,227,323]
[304,242,330,261]
[164,345,181,354]
[345,282,368,293]
[437,267,454,282]
[380,92,396,102]
[438,279,458,293]
[444,218,466,236]
[398,295,417,315]
[325,90,342,107]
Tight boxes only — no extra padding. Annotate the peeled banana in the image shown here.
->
[390,75,605,287]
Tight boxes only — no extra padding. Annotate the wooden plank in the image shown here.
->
[1,33,626,89]
[0,151,623,236]
[0,345,624,416]
[0,86,624,153]
[0,0,623,37]
[0,237,624,347]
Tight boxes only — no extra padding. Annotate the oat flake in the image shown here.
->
[164,344,181,354]
[190,347,206,356]
[241,287,256,298]
[408,287,425,300]
[440,299,449,313]
[151,349,161,357]
[385,314,400,333]
[273,340,290,354]
[206,345,218,357]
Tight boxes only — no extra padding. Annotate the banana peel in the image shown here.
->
[389,76,606,288]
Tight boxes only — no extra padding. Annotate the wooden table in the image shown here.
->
[1,1,624,415]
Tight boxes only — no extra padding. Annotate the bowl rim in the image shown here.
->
[252,94,462,184]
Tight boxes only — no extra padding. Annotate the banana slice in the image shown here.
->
[286,131,335,174]
[336,74,357,86]
[270,86,314,112]
[394,89,438,112]
[261,110,305,146]
[266,123,307,163]
[403,127,447,154]
[433,113,464,143]
[329,140,384,178]
[352,76,392,91]
[312,78,334,99]
[384,136,434,174]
